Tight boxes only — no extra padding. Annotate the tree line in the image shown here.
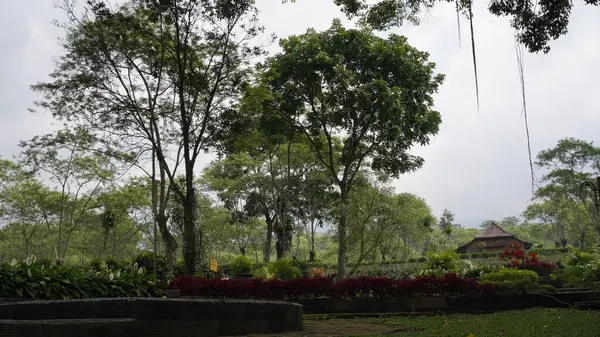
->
[0,0,597,280]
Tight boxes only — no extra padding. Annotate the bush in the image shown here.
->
[567,250,597,266]
[459,263,501,279]
[480,269,539,292]
[552,261,600,287]
[0,256,162,300]
[134,251,168,280]
[171,274,497,300]
[425,251,461,272]
[229,255,254,275]
[268,260,302,280]
[253,266,275,280]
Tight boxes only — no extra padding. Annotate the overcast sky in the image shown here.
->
[1,1,599,228]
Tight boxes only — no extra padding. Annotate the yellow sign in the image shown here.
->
[210,258,218,272]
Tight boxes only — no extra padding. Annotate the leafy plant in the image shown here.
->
[0,256,162,300]
[253,266,275,280]
[229,255,254,275]
[268,260,302,280]
[552,261,600,287]
[480,269,539,292]
[459,263,502,279]
[567,250,597,266]
[425,251,461,272]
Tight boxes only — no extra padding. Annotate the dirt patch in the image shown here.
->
[245,319,410,337]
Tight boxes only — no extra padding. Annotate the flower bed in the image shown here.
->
[171,274,497,300]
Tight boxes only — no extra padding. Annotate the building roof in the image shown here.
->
[476,222,515,238]
[456,222,531,253]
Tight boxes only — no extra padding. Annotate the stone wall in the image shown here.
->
[0,298,303,337]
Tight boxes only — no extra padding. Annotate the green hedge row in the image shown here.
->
[0,257,163,300]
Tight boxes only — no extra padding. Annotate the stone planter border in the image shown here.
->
[0,298,303,337]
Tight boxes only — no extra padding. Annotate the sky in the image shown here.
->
[1,0,599,228]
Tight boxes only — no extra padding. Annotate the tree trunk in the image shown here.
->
[337,188,349,281]
[309,251,316,262]
[240,246,246,256]
[157,213,177,274]
[264,212,274,263]
[182,162,197,276]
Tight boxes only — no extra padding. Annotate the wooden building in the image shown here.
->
[456,222,532,254]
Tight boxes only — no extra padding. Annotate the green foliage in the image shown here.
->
[480,269,539,291]
[329,0,599,54]
[134,251,168,279]
[0,257,162,300]
[567,250,597,266]
[552,261,600,287]
[424,251,461,272]
[229,255,254,275]
[268,260,302,280]
[459,263,502,279]
[253,266,275,280]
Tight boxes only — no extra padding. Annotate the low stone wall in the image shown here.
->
[0,298,303,337]
[294,293,575,314]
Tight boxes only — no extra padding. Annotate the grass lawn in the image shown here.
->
[348,309,600,337]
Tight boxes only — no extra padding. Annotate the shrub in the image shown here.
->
[425,251,461,272]
[175,258,185,276]
[311,267,326,278]
[253,266,275,280]
[134,251,168,279]
[171,274,497,300]
[229,255,254,275]
[0,256,162,300]
[480,269,539,292]
[567,250,597,266]
[552,261,600,287]
[268,260,302,280]
[459,263,501,279]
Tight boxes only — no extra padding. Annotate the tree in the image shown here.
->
[345,174,396,274]
[523,138,600,248]
[378,193,435,260]
[19,128,118,262]
[323,0,599,54]
[31,0,264,275]
[0,175,50,258]
[258,20,443,279]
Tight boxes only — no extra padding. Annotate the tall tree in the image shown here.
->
[324,0,599,54]
[31,0,264,275]
[524,138,600,248]
[257,20,443,279]
[19,128,118,262]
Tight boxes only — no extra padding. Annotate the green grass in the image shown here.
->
[349,308,600,337]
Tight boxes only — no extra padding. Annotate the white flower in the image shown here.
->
[10,259,17,267]
[109,272,114,281]
[138,267,144,275]
[32,255,36,263]
[25,257,32,266]
[133,262,138,270]
[115,271,121,278]
[27,269,32,277]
